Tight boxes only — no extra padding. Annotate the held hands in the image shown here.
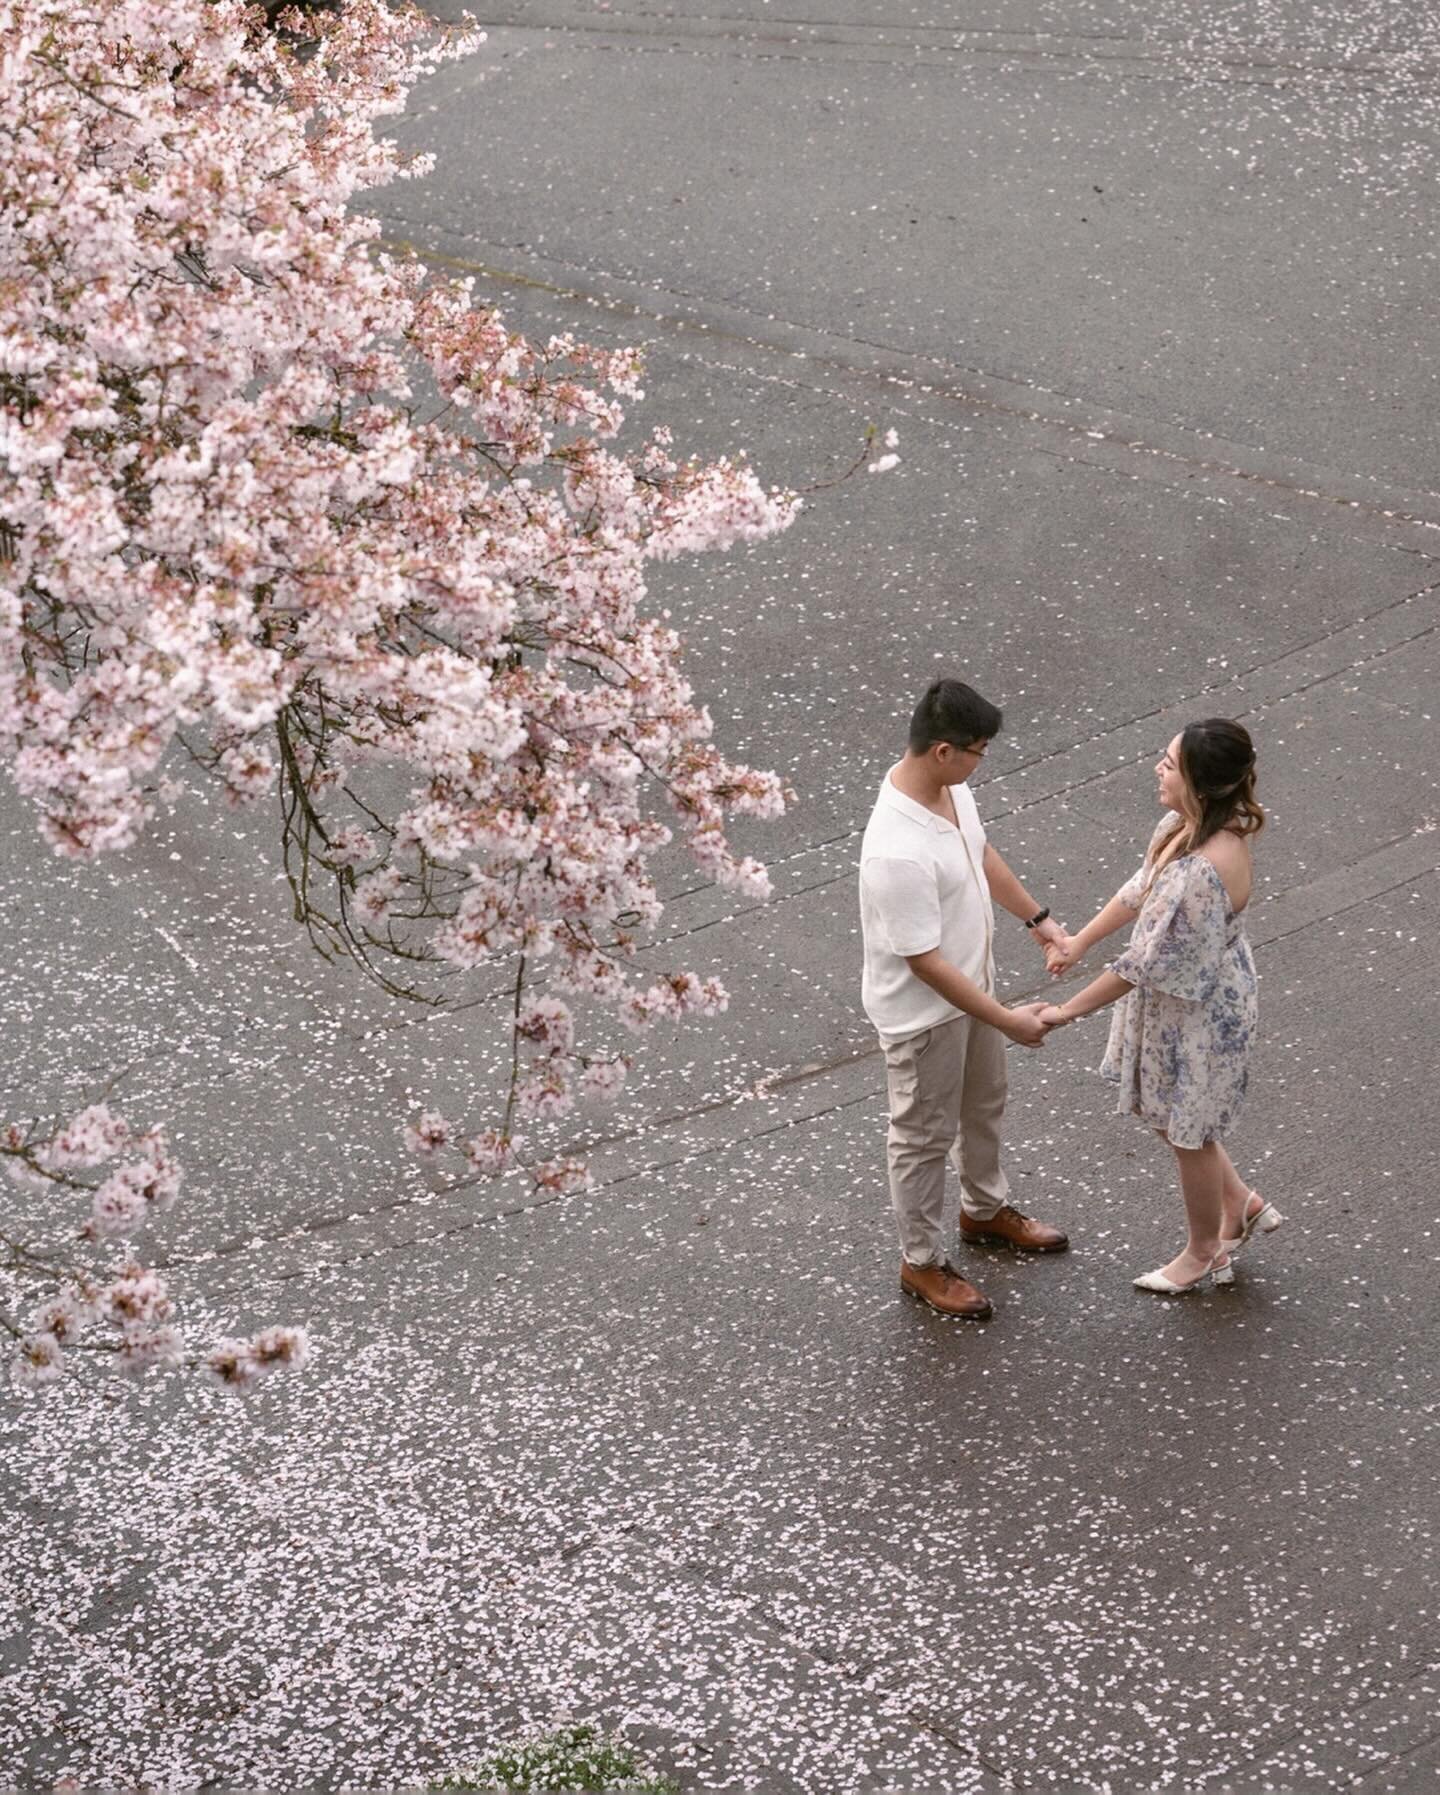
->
[1004,1002,1054,1049]
[1030,915,1082,976]
[1030,914,1067,954]
[1043,930,1084,976]
[1008,915,1084,1045]
[1004,1000,1074,1046]
[1009,913,1083,1041]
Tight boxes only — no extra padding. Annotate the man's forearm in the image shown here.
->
[982,844,1044,922]
[905,950,1013,1031]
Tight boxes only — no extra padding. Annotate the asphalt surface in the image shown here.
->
[4,2,1439,1790]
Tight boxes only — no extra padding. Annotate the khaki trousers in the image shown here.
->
[880,1013,1011,1268]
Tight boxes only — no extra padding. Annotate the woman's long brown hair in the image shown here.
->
[1150,718,1265,886]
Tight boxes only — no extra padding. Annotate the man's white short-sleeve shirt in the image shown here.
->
[859,769,995,1040]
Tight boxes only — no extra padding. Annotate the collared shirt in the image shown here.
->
[859,768,995,1040]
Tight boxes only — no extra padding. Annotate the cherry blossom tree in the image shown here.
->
[1,0,809,1384]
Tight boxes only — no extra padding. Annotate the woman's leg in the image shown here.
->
[1153,1139,1227,1284]
[1215,1144,1260,1239]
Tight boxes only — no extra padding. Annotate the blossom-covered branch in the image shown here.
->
[2,1102,309,1393]
[1,0,802,1189]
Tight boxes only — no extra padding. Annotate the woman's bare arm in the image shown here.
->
[1072,893,1142,954]
[1041,968,1133,1026]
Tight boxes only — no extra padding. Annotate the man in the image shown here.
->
[860,677,1069,1320]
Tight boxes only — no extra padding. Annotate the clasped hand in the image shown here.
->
[1006,998,1073,1046]
[1042,929,1083,976]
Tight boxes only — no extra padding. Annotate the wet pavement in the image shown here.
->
[3,2,1439,1790]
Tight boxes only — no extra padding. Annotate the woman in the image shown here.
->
[1038,718,1283,1293]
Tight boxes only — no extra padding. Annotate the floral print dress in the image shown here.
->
[1099,815,1257,1148]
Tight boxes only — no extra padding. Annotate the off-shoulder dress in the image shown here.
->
[1099,814,1258,1149]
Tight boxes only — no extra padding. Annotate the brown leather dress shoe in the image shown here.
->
[900,1259,993,1320]
[959,1204,1069,1253]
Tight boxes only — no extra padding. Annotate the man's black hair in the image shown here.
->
[907,678,1003,754]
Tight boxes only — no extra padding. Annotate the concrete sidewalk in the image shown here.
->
[4,2,1439,1788]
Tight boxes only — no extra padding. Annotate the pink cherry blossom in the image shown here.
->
[2,0,804,1205]
[325,826,377,869]
[88,1141,182,1236]
[203,1339,262,1395]
[517,996,576,1055]
[2,1101,309,1393]
[116,1325,187,1378]
[578,1058,629,1102]
[514,1072,574,1122]
[28,1291,94,1345]
[90,1168,152,1238]
[463,1130,525,1176]
[11,1332,64,1392]
[248,1325,313,1377]
[200,1325,309,1393]
[530,1157,593,1195]
[43,1104,130,1170]
[103,1263,174,1330]
[403,1111,453,1156]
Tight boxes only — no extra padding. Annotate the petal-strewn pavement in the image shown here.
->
[4,2,1438,1788]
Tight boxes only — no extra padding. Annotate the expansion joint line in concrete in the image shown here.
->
[1253,862,1440,952]
[1214,1656,1440,1788]
[703,338,1440,561]
[598,577,1440,959]
[375,231,1440,551]
[1021,446,1440,565]
[200,1076,882,1291]
[465,12,1440,94]
[989,625,1440,824]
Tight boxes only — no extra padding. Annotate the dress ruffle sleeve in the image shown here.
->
[1114,812,1184,910]
[1108,858,1227,1005]
[1115,862,1149,910]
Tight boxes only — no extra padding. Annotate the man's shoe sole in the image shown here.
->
[901,1281,993,1321]
[960,1228,1069,1253]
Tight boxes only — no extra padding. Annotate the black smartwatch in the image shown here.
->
[1024,907,1051,930]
